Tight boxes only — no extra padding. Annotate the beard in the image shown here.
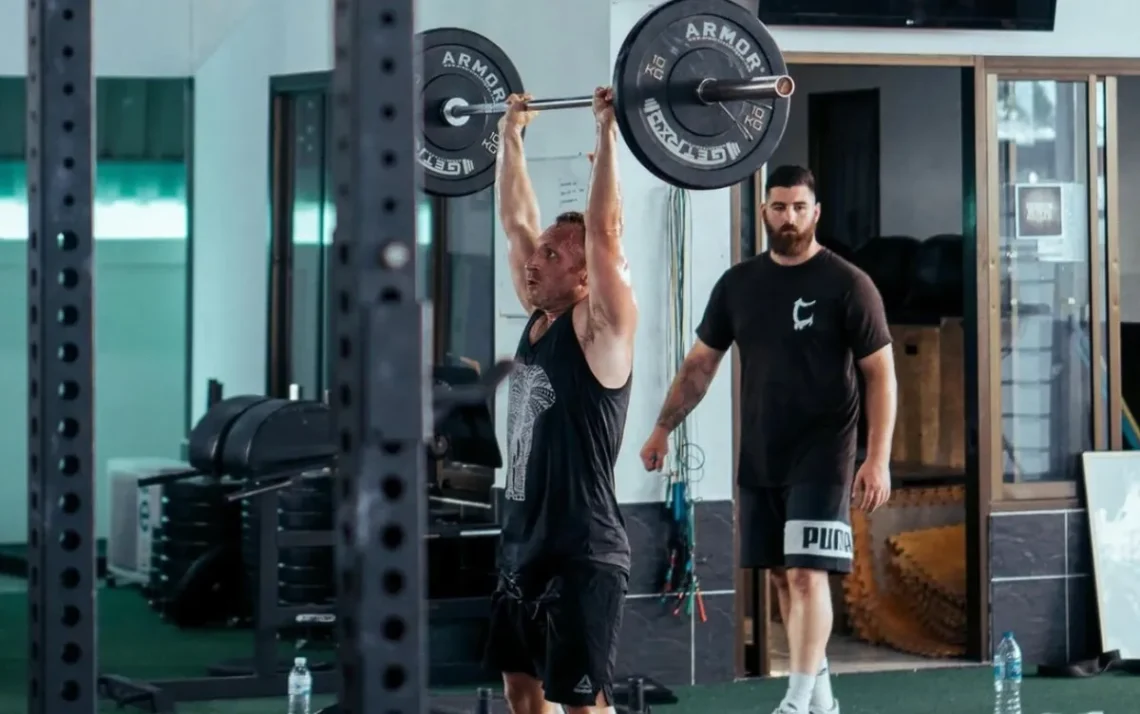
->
[765,218,816,257]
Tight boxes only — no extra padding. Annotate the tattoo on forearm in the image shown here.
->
[656,357,717,431]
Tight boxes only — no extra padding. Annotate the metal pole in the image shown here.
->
[449,94,594,118]
[441,73,795,124]
[696,75,795,103]
[331,1,427,713]
[26,0,97,712]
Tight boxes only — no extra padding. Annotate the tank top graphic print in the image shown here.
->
[498,309,632,573]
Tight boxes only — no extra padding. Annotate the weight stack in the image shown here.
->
[147,477,243,625]
[239,474,335,622]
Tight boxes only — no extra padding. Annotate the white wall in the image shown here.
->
[0,0,269,77]
[1117,78,1140,323]
[605,1,736,503]
[769,64,964,240]
[190,0,331,418]
[770,0,1139,57]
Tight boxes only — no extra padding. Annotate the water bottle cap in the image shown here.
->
[295,657,307,666]
[1003,631,1013,638]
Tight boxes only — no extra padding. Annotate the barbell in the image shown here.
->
[418,0,793,197]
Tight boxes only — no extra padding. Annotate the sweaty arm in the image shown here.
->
[584,97,637,339]
[846,273,897,464]
[497,115,540,313]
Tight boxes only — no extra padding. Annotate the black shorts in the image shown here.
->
[739,481,854,573]
[483,561,627,707]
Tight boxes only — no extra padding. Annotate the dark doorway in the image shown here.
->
[808,88,881,255]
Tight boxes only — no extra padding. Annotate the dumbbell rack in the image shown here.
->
[100,463,343,712]
[214,467,341,668]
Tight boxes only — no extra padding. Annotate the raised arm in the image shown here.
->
[584,87,637,336]
[496,94,541,313]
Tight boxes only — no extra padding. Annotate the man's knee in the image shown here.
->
[503,672,544,714]
[770,567,789,591]
[784,567,829,597]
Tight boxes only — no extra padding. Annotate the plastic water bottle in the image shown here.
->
[288,657,312,714]
[996,632,1022,714]
[992,637,1005,713]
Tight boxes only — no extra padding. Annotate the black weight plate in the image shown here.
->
[156,520,228,542]
[161,498,229,523]
[278,582,334,606]
[418,28,525,198]
[277,510,332,531]
[278,564,332,587]
[278,546,334,569]
[613,0,790,190]
[277,489,332,514]
[153,537,214,561]
[161,476,236,503]
[187,396,271,472]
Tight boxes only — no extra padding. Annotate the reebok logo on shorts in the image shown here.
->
[573,676,594,695]
[784,520,853,560]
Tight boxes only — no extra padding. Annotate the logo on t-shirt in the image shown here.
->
[792,298,816,331]
[784,519,853,560]
[505,364,556,502]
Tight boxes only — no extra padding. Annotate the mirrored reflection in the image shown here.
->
[3,76,194,683]
[996,78,1098,486]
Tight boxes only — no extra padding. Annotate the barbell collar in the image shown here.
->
[696,75,795,104]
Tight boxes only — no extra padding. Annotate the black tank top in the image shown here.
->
[498,308,632,573]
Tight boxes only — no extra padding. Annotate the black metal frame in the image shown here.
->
[331,2,427,712]
[26,2,98,712]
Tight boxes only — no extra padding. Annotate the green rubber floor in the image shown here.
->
[0,587,1129,713]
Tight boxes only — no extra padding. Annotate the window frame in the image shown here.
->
[266,72,494,396]
[980,64,1122,507]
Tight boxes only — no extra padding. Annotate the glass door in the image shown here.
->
[984,73,1113,501]
[267,75,437,398]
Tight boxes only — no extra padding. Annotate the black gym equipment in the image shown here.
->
[99,365,515,712]
[420,0,793,196]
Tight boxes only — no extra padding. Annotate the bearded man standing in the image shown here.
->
[640,165,899,714]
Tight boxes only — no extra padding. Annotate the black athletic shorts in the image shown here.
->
[739,480,854,573]
[483,560,627,707]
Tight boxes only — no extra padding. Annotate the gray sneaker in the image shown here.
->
[810,700,840,714]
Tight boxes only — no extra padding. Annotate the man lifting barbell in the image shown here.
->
[483,87,636,714]
[640,166,898,714]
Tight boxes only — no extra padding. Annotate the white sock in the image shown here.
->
[811,658,835,710]
[780,673,815,712]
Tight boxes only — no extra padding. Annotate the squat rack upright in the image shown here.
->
[26,0,429,712]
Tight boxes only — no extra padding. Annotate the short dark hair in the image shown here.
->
[554,211,585,227]
[765,165,815,198]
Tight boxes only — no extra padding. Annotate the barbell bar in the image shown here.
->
[441,75,795,126]
[418,0,793,197]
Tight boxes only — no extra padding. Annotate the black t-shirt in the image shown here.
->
[498,309,632,574]
[696,249,891,488]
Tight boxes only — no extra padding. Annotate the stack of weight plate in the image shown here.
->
[240,473,335,621]
[147,476,243,621]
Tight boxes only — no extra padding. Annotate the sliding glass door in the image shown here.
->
[983,71,1118,502]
